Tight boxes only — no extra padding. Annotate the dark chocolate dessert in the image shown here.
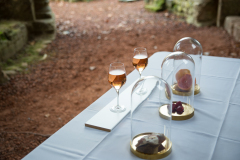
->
[135,133,166,154]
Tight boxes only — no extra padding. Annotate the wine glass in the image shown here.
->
[132,47,148,95]
[108,62,127,113]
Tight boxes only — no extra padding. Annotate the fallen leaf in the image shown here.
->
[45,113,50,118]
[89,66,96,70]
[40,54,48,61]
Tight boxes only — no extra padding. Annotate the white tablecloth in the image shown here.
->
[23,52,240,160]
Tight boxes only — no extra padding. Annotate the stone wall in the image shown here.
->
[0,0,34,21]
[0,22,28,61]
[0,0,55,35]
[219,0,240,26]
[167,0,218,27]
[0,0,55,83]
[167,0,240,27]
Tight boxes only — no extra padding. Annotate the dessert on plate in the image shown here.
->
[175,69,195,92]
[135,133,166,154]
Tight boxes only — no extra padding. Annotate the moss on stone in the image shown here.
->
[145,0,166,12]
[0,39,50,73]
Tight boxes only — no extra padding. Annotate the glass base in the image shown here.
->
[110,105,126,113]
[136,87,147,95]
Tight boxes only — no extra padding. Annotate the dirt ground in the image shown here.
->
[0,0,240,159]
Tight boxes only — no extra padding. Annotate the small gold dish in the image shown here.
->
[130,132,172,159]
[171,84,200,96]
[159,102,194,121]
[194,84,200,95]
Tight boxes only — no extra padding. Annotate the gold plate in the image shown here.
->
[171,84,200,96]
[159,102,194,121]
[194,84,200,95]
[130,132,172,159]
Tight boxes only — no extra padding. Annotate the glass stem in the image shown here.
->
[139,73,143,91]
[116,89,120,108]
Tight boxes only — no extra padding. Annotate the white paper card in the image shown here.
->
[85,80,157,132]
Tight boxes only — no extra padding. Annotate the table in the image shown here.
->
[22,52,240,160]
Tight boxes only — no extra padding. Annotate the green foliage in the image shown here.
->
[49,0,93,2]
[145,0,166,12]
[0,31,7,41]
[6,59,14,65]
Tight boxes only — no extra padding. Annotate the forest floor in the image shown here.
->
[1,0,240,159]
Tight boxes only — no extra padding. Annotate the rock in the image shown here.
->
[204,52,210,56]
[110,26,115,30]
[0,22,28,61]
[164,12,169,18]
[58,26,64,31]
[2,71,10,81]
[117,23,123,28]
[82,30,87,35]
[97,36,101,40]
[150,35,155,39]
[154,46,157,50]
[74,101,79,105]
[230,53,237,57]
[45,113,50,118]
[108,14,112,18]
[89,66,96,71]
[6,66,22,71]
[63,31,70,35]
[64,20,71,25]
[42,40,52,44]
[32,19,55,32]
[233,22,240,42]
[136,19,140,24]
[224,16,240,35]
[36,48,43,53]
[125,27,133,32]
[102,30,111,34]
[2,70,16,75]
[21,62,28,67]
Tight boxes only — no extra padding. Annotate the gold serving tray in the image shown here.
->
[159,102,194,121]
[130,132,172,159]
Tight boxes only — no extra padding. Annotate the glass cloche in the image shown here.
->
[173,37,202,95]
[161,51,195,120]
[130,76,172,159]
